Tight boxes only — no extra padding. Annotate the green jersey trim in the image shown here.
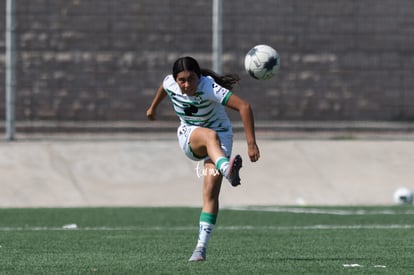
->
[222,91,233,105]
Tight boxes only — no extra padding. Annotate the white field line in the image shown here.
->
[225,206,414,215]
[0,224,414,232]
[1,208,412,232]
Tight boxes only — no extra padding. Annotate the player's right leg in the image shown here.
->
[177,125,242,185]
[188,127,225,162]
[189,127,242,186]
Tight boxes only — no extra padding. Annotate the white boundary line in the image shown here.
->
[0,224,413,232]
[1,207,412,231]
[225,206,414,215]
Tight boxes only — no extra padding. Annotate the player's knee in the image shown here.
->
[204,129,220,143]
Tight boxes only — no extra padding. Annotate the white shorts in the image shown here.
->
[177,124,233,161]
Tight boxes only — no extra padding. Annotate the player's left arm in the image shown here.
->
[226,94,260,162]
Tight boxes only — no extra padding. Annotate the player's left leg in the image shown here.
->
[189,161,222,262]
[201,160,222,214]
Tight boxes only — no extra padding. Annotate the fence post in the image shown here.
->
[5,0,16,141]
[212,0,222,74]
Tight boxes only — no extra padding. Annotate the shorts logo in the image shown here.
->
[179,125,189,137]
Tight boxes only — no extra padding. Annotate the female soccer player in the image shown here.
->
[146,56,260,261]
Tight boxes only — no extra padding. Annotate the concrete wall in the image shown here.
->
[0,0,414,126]
[1,138,414,207]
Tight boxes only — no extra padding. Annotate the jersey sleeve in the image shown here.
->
[207,77,233,105]
[162,75,175,93]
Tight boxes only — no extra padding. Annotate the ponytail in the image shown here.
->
[200,68,240,90]
[172,56,240,90]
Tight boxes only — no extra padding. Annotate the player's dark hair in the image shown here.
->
[172,56,201,79]
[172,56,240,90]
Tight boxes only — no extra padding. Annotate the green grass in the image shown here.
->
[0,206,414,274]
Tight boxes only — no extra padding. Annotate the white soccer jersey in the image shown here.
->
[163,74,233,132]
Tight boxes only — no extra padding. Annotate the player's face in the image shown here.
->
[176,70,199,95]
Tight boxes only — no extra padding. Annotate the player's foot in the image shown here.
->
[188,246,206,262]
[228,154,242,187]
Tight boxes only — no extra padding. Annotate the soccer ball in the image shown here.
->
[244,44,280,80]
[393,187,414,205]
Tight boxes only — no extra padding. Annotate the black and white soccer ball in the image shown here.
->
[244,44,280,80]
[393,187,414,205]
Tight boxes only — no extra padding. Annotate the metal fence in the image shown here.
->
[1,0,414,137]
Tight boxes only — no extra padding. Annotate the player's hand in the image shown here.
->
[248,143,260,162]
[146,108,156,121]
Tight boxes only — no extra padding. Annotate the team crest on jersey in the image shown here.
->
[193,92,203,104]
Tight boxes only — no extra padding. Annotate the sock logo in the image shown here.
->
[203,227,212,234]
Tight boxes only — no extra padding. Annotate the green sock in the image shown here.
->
[196,212,217,248]
[215,157,230,177]
[200,212,217,225]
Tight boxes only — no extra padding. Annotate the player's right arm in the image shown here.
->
[146,84,167,121]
